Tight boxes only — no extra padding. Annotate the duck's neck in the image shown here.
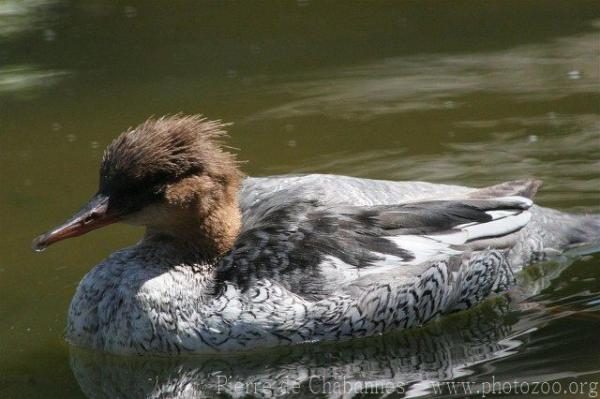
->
[144,194,242,262]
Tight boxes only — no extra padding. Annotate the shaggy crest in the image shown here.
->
[100,115,241,194]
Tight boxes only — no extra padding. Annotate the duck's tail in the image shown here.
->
[561,213,600,256]
[513,208,600,266]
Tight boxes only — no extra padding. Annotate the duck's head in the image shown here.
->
[33,115,243,257]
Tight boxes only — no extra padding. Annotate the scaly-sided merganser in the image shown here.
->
[32,115,600,355]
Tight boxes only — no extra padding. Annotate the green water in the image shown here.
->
[1,1,599,398]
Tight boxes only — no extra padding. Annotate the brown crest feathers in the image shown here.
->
[100,114,242,193]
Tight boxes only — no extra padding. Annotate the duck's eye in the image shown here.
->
[100,169,175,214]
[102,182,160,214]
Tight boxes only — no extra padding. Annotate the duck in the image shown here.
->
[32,115,600,355]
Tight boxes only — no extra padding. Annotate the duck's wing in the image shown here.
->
[216,195,533,299]
[240,174,540,226]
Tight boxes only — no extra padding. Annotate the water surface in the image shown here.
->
[1,1,599,398]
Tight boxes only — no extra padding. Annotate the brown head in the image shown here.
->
[32,115,243,258]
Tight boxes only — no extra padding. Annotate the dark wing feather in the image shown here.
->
[216,197,532,298]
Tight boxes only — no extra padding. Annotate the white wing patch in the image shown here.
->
[319,195,534,274]
[459,210,531,242]
[387,235,462,265]
[493,196,533,208]
[386,197,533,266]
[429,210,531,244]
